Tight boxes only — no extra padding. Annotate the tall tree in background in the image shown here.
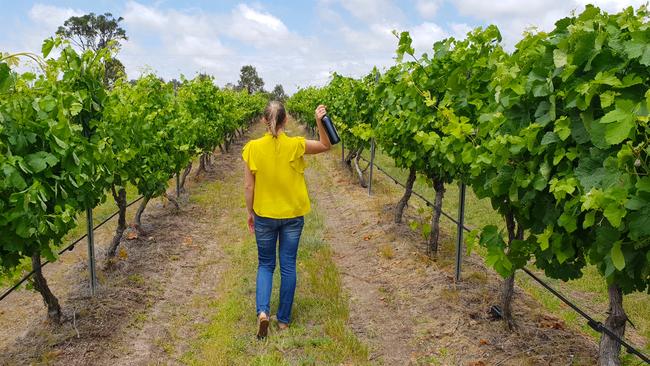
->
[271,84,286,101]
[56,13,128,87]
[237,65,264,94]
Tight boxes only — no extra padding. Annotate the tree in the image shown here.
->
[56,13,127,52]
[271,84,287,101]
[56,13,128,87]
[237,65,264,94]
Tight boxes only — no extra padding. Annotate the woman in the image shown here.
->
[242,101,331,339]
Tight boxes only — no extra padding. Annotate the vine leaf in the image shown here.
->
[610,241,625,271]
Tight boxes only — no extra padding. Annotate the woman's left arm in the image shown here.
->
[244,164,255,233]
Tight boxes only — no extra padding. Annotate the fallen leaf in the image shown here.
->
[538,314,566,330]
[469,361,486,366]
[126,230,138,240]
[363,235,372,241]
[479,338,489,345]
[118,248,128,260]
[44,349,63,358]
[182,236,193,245]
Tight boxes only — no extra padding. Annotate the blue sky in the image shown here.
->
[1,0,646,93]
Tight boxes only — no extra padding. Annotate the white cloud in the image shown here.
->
[321,0,404,24]
[227,4,293,46]
[28,4,84,30]
[453,0,567,19]
[574,0,648,13]
[121,1,167,29]
[415,0,442,18]
[121,1,231,78]
[449,22,473,39]
[409,22,447,52]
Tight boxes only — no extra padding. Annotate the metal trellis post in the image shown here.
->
[176,173,181,197]
[455,183,466,282]
[86,207,97,296]
[368,139,376,196]
[341,139,345,164]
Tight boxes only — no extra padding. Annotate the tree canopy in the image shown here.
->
[271,84,287,101]
[237,65,265,94]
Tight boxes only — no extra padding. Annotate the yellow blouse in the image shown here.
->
[242,132,310,219]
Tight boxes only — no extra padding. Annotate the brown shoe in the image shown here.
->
[257,312,269,339]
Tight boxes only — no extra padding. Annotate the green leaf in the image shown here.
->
[39,96,57,113]
[625,196,646,210]
[625,32,650,66]
[553,116,571,140]
[540,132,559,145]
[593,72,621,87]
[0,62,10,93]
[42,38,55,58]
[558,211,577,233]
[599,102,634,124]
[25,152,58,173]
[583,211,595,228]
[465,229,480,255]
[628,206,650,240]
[636,177,650,193]
[3,165,27,189]
[52,135,68,149]
[408,221,419,231]
[600,91,616,109]
[69,102,82,116]
[604,118,635,145]
[553,49,568,68]
[394,31,414,62]
[537,226,553,250]
[610,241,625,271]
[600,99,637,144]
[603,202,626,228]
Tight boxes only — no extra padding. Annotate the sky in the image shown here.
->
[0,0,647,93]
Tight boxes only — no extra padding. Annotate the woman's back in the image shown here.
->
[242,132,310,219]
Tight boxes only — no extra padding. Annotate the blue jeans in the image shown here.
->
[254,214,304,324]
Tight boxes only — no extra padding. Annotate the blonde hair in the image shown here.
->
[264,101,287,137]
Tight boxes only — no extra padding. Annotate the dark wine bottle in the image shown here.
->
[321,115,341,145]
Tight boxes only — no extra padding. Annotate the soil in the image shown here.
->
[0,120,601,365]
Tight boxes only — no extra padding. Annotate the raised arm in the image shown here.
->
[305,104,332,154]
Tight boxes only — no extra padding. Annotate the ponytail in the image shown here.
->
[264,101,286,138]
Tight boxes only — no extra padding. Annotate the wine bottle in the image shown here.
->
[321,115,341,145]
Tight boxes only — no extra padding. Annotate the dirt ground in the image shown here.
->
[0,120,601,365]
